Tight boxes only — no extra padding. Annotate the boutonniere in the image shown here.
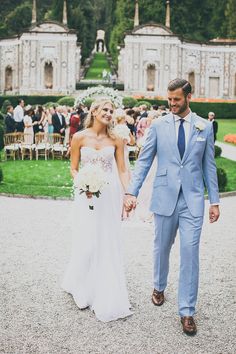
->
[194,121,206,132]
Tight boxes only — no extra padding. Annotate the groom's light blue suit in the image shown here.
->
[127,112,219,316]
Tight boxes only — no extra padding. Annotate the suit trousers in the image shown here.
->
[153,190,203,316]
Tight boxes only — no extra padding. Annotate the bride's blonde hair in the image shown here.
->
[84,99,115,139]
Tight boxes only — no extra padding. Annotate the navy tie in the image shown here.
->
[178,119,185,160]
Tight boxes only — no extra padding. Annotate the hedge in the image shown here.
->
[217,167,227,192]
[76,82,124,91]
[136,99,236,119]
[214,145,222,158]
[0,95,63,109]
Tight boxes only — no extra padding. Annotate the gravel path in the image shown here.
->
[0,196,236,354]
[215,141,236,161]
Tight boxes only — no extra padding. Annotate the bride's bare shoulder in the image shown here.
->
[72,129,90,143]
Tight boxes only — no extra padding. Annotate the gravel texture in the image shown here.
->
[0,196,236,354]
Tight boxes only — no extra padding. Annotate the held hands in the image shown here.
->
[209,205,220,223]
[124,194,137,212]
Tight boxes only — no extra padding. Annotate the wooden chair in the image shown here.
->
[35,132,50,160]
[49,133,67,160]
[3,133,22,160]
[21,133,34,160]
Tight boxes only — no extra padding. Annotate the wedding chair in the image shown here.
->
[3,132,22,160]
[21,133,34,160]
[35,132,50,160]
[49,133,67,159]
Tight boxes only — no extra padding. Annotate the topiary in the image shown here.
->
[217,167,227,192]
[122,96,138,108]
[214,145,222,158]
[57,96,75,107]
[83,98,94,110]
[135,100,152,110]
[1,99,12,114]
[44,102,59,109]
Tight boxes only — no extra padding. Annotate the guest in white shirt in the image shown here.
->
[13,99,25,132]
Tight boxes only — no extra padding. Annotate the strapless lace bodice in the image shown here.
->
[80,146,115,173]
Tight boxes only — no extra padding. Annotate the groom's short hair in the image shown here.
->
[168,78,192,97]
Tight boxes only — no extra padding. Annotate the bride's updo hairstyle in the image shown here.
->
[84,99,115,138]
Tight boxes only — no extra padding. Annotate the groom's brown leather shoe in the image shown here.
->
[152,289,164,306]
[181,316,197,335]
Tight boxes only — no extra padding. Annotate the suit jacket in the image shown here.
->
[212,120,218,141]
[5,113,15,133]
[52,113,66,136]
[127,112,219,217]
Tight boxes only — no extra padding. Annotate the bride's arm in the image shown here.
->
[115,138,130,191]
[70,133,81,179]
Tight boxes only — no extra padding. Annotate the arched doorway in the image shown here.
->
[188,72,195,94]
[146,64,156,91]
[96,39,104,52]
[44,61,53,89]
[5,66,13,91]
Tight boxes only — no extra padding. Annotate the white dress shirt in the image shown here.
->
[13,105,24,122]
[173,110,192,148]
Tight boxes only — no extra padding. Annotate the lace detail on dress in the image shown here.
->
[80,146,114,173]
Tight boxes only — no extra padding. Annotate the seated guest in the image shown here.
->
[5,105,15,133]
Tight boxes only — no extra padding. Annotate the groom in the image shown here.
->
[124,78,220,335]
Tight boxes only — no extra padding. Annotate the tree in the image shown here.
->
[225,0,236,38]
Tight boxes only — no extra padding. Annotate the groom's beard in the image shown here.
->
[170,98,188,116]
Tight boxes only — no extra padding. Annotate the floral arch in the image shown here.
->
[75,86,123,107]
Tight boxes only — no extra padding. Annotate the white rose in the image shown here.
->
[195,121,206,131]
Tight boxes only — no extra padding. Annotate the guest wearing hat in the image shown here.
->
[23,105,37,144]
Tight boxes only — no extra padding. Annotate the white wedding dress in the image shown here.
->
[61,146,132,322]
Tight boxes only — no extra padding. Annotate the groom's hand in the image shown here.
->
[124,194,137,212]
[209,205,220,223]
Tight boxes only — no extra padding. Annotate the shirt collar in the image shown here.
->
[174,110,192,123]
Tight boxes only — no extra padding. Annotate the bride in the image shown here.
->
[61,99,132,322]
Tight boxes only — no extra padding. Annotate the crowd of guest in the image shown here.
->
[3,98,218,157]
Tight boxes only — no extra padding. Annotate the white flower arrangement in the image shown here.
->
[75,86,123,108]
[74,164,108,210]
[194,121,206,131]
[113,124,131,143]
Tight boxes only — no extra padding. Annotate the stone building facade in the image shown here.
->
[0,1,81,95]
[118,1,236,99]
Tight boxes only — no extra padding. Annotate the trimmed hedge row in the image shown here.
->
[76,82,124,91]
[0,95,63,108]
[135,98,236,119]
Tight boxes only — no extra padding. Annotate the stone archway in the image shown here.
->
[146,64,156,91]
[5,66,13,91]
[44,61,53,89]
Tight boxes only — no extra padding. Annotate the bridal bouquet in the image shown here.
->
[113,124,131,144]
[74,164,108,210]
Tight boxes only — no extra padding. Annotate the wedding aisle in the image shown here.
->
[0,196,235,354]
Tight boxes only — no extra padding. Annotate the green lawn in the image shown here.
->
[0,159,73,198]
[0,156,235,198]
[85,53,111,80]
[217,119,236,143]
[215,157,236,192]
